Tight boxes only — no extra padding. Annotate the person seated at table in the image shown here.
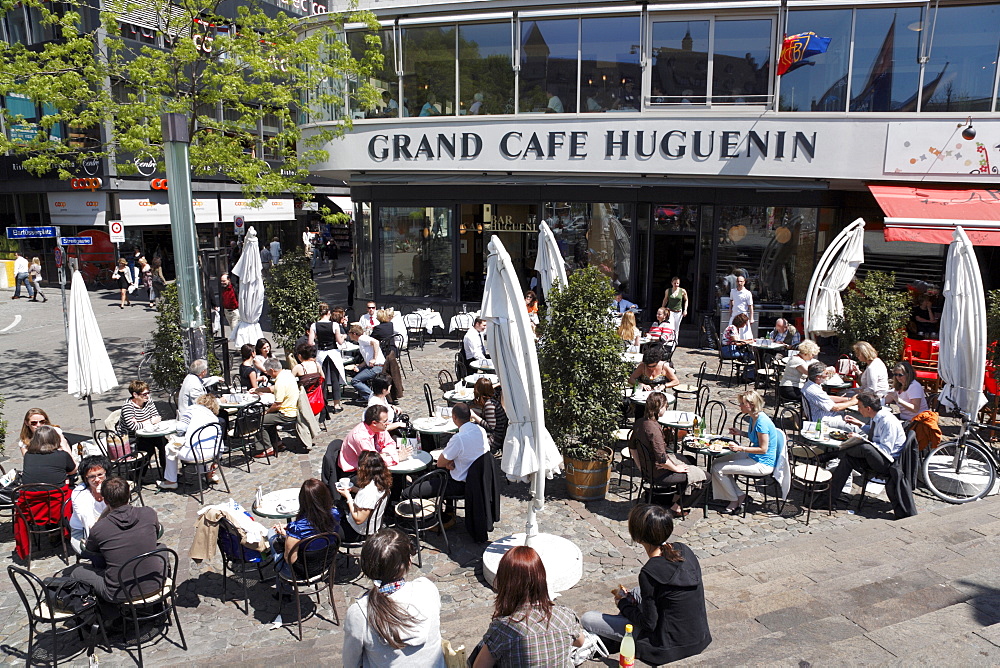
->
[524,290,539,333]
[238,343,267,392]
[469,378,508,453]
[340,404,405,473]
[802,362,858,431]
[853,341,889,399]
[335,451,391,542]
[348,324,386,403]
[255,359,298,458]
[360,300,379,330]
[778,340,819,402]
[472,545,585,667]
[370,308,406,403]
[253,337,274,381]
[22,425,77,487]
[268,478,343,590]
[815,392,907,509]
[117,379,167,470]
[648,307,674,343]
[721,313,755,363]
[768,318,801,347]
[712,389,785,514]
[157,394,223,490]
[343,528,445,667]
[612,291,638,313]
[69,455,111,562]
[909,294,940,340]
[581,504,711,663]
[631,392,706,517]
[18,407,74,459]
[63,476,162,603]
[463,318,490,364]
[885,361,929,422]
[617,311,641,352]
[629,347,679,392]
[178,359,209,412]
[367,374,406,432]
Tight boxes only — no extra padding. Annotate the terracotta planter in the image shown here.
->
[563,446,613,501]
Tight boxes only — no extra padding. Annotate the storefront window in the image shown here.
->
[356,203,374,302]
[379,206,454,299]
[348,30,398,119]
[459,23,514,116]
[403,26,457,118]
[541,202,633,294]
[712,19,772,105]
[519,19,578,114]
[650,20,709,104]
[921,4,1000,112]
[850,6,920,112]
[780,9,852,112]
[580,16,641,112]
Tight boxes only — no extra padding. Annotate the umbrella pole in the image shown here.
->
[86,395,96,439]
[525,472,545,547]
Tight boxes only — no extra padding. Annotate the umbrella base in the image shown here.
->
[482,533,582,593]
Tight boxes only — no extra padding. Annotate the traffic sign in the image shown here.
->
[59,237,93,246]
[234,215,246,236]
[6,226,57,239]
[109,220,125,243]
[53,246,63,268]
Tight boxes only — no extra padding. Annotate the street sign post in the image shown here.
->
[109,221,125,243]
[58,237,93,246]
[234,215,245,236]
[6,226,57,239]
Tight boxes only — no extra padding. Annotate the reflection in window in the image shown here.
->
[651,21,709,104]
[580,16,641,113]
[921,4,1000,112]
[519,19,578,114]
[712,20,772,104]
[348,30,398,119]
[780,9,852,112]
[459,23,514,115]
[541,202,633,294]
[5,6,29,45]
[379,206,454,299]
[850,7,920,112]
[404,26,456,118]
[653,204,698,233]
[356,203,374,302]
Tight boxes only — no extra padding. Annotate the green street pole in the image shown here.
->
[161,112,206,364]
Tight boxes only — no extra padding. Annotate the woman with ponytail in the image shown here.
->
[342,528,444,667]
[581,504,712,665]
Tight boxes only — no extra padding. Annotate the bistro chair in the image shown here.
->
[394,332,413,373]
[437,370,456,393]
[455,352,469,381]
[854,431,920,514]
[632,437,686,515]
[338,492,389,581]
[732,433,790,519]
[717,345,752,388]
[177,422,230,504]
[228,402,267,471]
[702,400,728,436]
[780,406,833,526]
[111,449,152,508]
[111,546,186,667]
[673,361,707,411]
[694,385,712,418]
[12,483,72,569]
[276,532,341,641]
[8,564,108,668]
[217,516,273,615]
[403,313,426,349]
[395,468,449,568]
[610,428,638,501]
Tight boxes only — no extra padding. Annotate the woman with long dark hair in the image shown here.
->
[22,425,77,486]
[582,504,711,665]
[336,451,392,541]
[343,528,444,667]
[269,478,342,583]
[472,546,585,667]
[469,377,508,452]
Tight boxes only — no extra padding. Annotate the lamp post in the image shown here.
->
[161,112,206,364]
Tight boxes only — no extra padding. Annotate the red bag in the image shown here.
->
[300,372,325,415]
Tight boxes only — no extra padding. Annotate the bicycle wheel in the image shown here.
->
[923,438,997,503]
[136,353,159,391]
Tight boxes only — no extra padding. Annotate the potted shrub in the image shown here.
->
[149,283,221,394]
[265,250,319,366]
[538,266,630,501]
[834,270,911,365]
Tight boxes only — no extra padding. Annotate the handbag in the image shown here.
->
[42,577,97,616]
[571,631,610,665]
[299,372,325,415]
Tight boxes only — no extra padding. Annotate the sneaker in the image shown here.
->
[156,480,178,489]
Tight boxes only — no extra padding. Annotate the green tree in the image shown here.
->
[834,270,911,365]
[265,250,318,355]
[150,283,221,392]
[0,0,382,200]
[538,267,630,461]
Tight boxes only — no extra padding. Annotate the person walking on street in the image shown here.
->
[325,238,339,276]
[149,257,166,305]
[269,237,281,264]
[28,256,47,302]
[12,251,33,300]
[112,257,133,309]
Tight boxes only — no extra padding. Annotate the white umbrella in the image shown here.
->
[804,218,866,338]
[482,237,563,543]
[67,270,119,434]
[534,221,568,302]
[939,226,987,420]
[230,226,265,346]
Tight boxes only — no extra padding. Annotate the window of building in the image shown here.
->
[920,4,1000,112]
[519,19,578,114]
[541,202,633,293]
[403,26,456,117]
[458,22,514,116]
[580,16,642,113]
[712,19,772,105]
[347,29,397,119]
[650,20,709,104]
[5,6,29,45]
[850,6,921,112]
[779,9,851,112]
[379,206,455,298]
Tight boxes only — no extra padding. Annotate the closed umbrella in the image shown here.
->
[534,221,568,302]
[230,226,264,347]
[939,226,987,420]
[804,218,866,338]
[67,270,119,435]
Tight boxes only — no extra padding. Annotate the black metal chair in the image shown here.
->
[177,422,230,504]
[8,564,108,667]
[276,532,340,641]
[93,429,133,461]
[423,383,436,417]
[732,431,790,518]
[111,449,152,508]
[437,369,456,393]
[403,313,426,349]
[673,361,707,411]
[717,344,752,387]
[632,437,686,512]
[217,516,273,614]
[13,483,72,569]
[338,492,389,581]
[111,546,186,667]
[610,428,638,501]
[395,469,449,568]
[779,407,833,525]
[393,332,413,373]
[694,385,712,418]
[702,400,728,435]
[855,431,920,513]
[228,401,267,471]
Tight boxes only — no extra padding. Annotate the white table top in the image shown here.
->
[218,393,260,409]
[388,449,432,474]
[470,359,495,371]
[621,389,676,404]
[409,310,445,333]
[136,419,178,438]
[658,411,700,428]
[340,342,360,353]
[253,488,300,519]
[449,312,479,332]
[464,373,500,387]
[412,417,459,434]
[444,388,476,403]
[622,352,643,364]
[801,422,846,448]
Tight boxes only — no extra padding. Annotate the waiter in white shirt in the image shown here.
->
[729,274,754,326]
[463,318,489,362]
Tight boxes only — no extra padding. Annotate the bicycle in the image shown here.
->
[922,418,998,504]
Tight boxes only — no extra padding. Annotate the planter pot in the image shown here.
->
[563,447,613,502]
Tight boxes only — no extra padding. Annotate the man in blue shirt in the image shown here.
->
[612,292,638,313]
[768,318,801,347]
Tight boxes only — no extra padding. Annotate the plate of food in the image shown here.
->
[707,437,736,453]
[828,430,851,442]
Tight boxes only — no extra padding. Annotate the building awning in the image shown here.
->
[119,194,219,226]
[47,192,107,227]
[870,185,1000,245]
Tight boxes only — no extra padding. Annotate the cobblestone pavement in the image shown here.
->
[0,278,965,666]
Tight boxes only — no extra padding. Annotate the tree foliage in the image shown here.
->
[150,283,220,392]
[537,267,630,461]
[0,0,382,200]
[834,270,911,366]
[265,250,318,354]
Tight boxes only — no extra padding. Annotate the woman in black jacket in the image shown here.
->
[581,504,711,665]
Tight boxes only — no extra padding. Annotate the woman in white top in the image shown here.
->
[18,408,75,461]
[157,393,223,489]
[69,455,111,557]
[853,341,889,399]
[885,361,928,421]
[336,451,391,542]
[779,340,820,402]
[343,528,445,668]
[616,311,641,352]
[367,374,405,431]
[28,256,47,302]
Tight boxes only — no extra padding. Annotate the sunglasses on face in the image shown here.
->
[137,391,151,396]
[28,420,46,426]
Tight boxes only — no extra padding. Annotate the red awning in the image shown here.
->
[869,185,1000,245]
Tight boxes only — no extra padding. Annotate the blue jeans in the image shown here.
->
[581,587,642,647]
[14,272,33,298]
[351,364,383,401]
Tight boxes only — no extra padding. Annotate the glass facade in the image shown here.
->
[921,4,1000,112]
[541,202,634,294]
[379,206,455,298]
[849,7,921,112]
[459,23,514,115]
[580,16,642,112]
[651,20,710,103]
[779,9,852,112]
[519,19,578,114]
[404,26,457,117]
[712,19,773,105]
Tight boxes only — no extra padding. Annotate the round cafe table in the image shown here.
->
[252,488,300,520]
[136,419,178,438]
[218,393,260,410]
[470,358,495,372]
[800,422,845,451]
[464,373,500,388]
[658,410,702,452]
[412,416,459,435]
[621,388,676,405]
[681,435,739,517]
[388,450,433,476]
[444,388,475,405]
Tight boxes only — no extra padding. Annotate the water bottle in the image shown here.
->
[619,624,636,667]
[816,416,823,434]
